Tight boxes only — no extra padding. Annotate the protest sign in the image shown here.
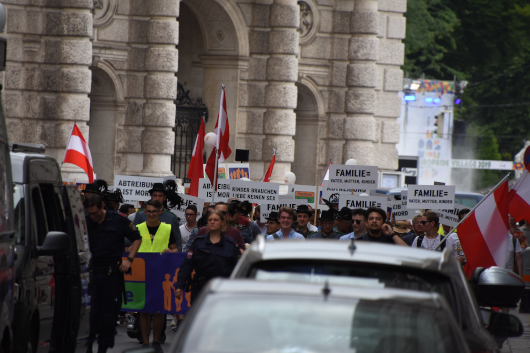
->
[279,194,295,200]
[406,185,456,210]
[202,163,227,179]
[322,180,367,194]
[121,253,189,314]
[198,178,231,202]
[260,199,308,223]
[339,195,388,211]
[171,194,204,222]
[226,163,250,179]
[114,175,164,202]
[293,185,316,203]
[389,200,413,221]
[328,165,378,190]
[435,203,468,227]
[230,180,279,203]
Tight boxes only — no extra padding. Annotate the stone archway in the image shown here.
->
[88,67,119,182]
[293,83,320,185]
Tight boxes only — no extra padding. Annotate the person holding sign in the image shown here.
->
[411,212,446,251]
[136,199,178,352]
[295,205,318,238]
[175,210,240,304]
[309,210,342,239]
[133,183,183,252]
[265,207,305,240]
[356,207,407,245]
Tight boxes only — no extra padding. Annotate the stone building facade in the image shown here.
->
[2,0,406,185]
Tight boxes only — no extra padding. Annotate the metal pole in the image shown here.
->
[434,172,511,250]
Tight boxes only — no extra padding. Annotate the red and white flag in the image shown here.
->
[205,86,232,191]
[63,123,94,183]
[187,118,206,197]
[459,179,510,278]
[508,170,530,222]
[214,86,231,163]
[261,149,276,182]
[321,160,332,186]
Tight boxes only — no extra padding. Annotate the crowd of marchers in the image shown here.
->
[78,178,527,353]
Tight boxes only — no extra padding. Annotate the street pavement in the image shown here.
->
[89,317,178,353]
[500,310,530,353]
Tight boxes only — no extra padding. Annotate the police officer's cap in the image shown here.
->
[336,207,353,220]
[149,183,167,195]
[296,204,312,215]
[84,183,100,194]
[319,210,336,221]
[265,211,279,223]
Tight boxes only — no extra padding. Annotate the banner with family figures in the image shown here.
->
[121,253,190,314]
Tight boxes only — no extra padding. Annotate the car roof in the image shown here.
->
[10,152,61,184]
[207,278,441,305]
[243,238,449,272]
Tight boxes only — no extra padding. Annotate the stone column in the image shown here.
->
[3,2,93,180]
[343,0,379,165]
[138,0,179,176]
[262,0,299,182]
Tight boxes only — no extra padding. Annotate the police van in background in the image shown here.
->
[10,147,91,353]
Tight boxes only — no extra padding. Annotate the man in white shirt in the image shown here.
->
[179,205,198,253]
[265,207,305,240]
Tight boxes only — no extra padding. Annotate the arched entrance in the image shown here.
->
[88,67,118,182]
[293,84,320,185]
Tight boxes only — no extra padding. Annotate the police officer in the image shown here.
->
[295,205,318,238]
[309,210,342,239]
[84,194,142,353]
[175,210,240,304]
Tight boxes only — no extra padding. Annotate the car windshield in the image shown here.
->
[180,294,461,353]
[250,261,458,319]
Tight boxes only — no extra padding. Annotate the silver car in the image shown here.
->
[230,237,522,352]
[167,279,471,353]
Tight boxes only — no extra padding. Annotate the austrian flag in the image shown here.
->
[508,170,530,222]
[63,123,94,183]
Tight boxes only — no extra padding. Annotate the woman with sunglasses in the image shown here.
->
[175,210,240,305]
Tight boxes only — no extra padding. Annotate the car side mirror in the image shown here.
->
[36,231,71,257]
[487,312,523,338]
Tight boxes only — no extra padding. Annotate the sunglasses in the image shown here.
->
[420,220,431,225]
[352,219,362,225]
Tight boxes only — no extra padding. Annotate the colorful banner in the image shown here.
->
[226,163,250,179]
[121,253,190,314]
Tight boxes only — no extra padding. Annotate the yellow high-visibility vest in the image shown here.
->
[137,222,171,253]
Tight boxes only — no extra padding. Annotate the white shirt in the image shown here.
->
[308,223,318,232]
[505,233,522,271]
[411,234,442,250]
[179,224,194,252]
[254,220,267,235]
[445,233,465,259]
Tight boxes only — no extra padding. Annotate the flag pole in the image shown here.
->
[61,121,77,166]
[316,159,332,225]
[434,172,511,250]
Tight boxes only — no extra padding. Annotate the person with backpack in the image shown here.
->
[411,211,445,251]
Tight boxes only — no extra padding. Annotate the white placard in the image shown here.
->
[322,181,366,194]
[114,175,164,202]
[171,194,204,222]
[260,199,308,223]
[339,195,388,211]
[198,178,231,202]
[328,165,379,190]
[435,203,468,227]
[406,185,456,210]
[230,180,280,203]
[389,200,412,221]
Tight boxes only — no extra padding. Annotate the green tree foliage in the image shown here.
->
[404,0,530,189]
